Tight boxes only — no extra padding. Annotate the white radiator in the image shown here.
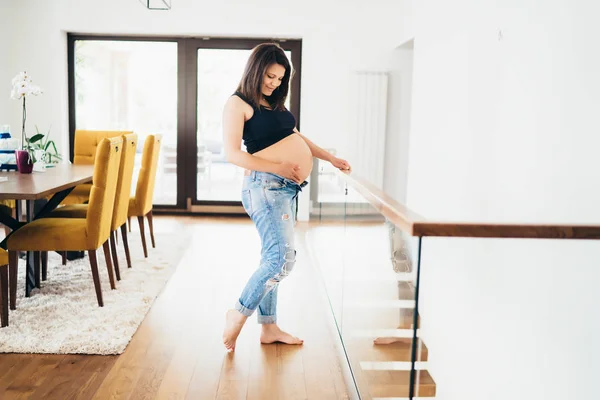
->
[351,71,389,190]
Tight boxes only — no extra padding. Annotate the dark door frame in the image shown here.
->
[67,34,302,211]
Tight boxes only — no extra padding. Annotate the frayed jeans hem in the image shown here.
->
[257,315,277,324]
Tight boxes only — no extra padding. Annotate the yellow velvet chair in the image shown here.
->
[128,134,161,258]
[0,200,15,209]
[49,134,138,279]
[61,129,132,206]
[8,137,123,308]
[0,249,8,327]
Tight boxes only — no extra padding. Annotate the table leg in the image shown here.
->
[0,187,77,295]
[25,200,35,297]
[34,188,75,219]
[15,200,21,225]
[0,208,21,231]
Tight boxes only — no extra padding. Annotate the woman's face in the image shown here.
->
[261,63,285,97]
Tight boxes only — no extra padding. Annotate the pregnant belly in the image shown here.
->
[253,134,313,182]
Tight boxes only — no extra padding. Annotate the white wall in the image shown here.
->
[383,41,413,203]
[407,1,600,399]
[394,0,414,48]
[0,0,405,220]
[0,1,17,133]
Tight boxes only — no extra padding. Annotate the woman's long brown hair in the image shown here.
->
[236,43,292,111]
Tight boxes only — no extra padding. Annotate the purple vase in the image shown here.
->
[15,150,33,174]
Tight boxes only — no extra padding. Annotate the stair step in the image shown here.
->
[372,397,433,400]
[348,329,420,339]
[345,338,428,362]
[344,281,414,301]
[360,361,428,371]
[342,307,419,330]
[399,311,420,330]
[365,370,436,398]
[344,272,414,282]
[345,299,415,308]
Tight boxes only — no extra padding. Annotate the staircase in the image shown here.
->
[343,278,436,399]
[305,224,436,399]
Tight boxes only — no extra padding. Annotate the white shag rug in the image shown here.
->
[0,232,190,355]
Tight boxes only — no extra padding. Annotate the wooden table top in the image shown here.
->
[0,164,94,200]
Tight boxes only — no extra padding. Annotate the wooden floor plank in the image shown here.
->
[127,339,177,400]
[29,355,92,400]
[153,324,204,400]
[365,370,436,398]
[4,355,64,400]
[69,356,118,400]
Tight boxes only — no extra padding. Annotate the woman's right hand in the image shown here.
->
[274,161,301,183]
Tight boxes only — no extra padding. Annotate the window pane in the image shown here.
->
[74,40,178,205]
[195,48,292,202]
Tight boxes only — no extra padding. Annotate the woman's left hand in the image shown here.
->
[331,157,351,171]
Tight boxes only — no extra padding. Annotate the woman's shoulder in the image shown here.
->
[225,93,254,121]
[227,93,250,108]
[231,91,255,107]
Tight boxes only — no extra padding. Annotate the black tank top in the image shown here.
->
[233,91,296,154]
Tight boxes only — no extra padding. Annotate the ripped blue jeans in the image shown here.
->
[236,171,307,324]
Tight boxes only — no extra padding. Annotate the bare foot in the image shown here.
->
[223,309,247,352]
[260,324,304,345]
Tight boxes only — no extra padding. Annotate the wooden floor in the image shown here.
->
[0,216,350,400]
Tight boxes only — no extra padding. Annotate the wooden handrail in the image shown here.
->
[337,170,600,239]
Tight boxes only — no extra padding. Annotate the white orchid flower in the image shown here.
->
[11,71,27,86]
[32,85,42,95]
[10,71,43,99]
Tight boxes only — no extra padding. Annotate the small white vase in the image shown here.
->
[33,149,46,172]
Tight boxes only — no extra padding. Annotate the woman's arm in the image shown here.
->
[294,128,351,171]
[223,97,302,181]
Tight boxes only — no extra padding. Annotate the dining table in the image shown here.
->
[0,164,94,296]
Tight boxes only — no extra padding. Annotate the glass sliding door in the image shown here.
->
[195,48,252,202]
[194,48,292,202]
[186,39,301,211]
[69,36,301,212]
[70,37,179,206]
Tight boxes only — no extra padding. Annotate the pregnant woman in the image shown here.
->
[221,43,351,351]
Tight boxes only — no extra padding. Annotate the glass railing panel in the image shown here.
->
[307,174,430,398]
[340,185,423,399]
[304,164,347,328]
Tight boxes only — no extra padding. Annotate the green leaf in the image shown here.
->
[49,141,59,155]
[29,133,44,143]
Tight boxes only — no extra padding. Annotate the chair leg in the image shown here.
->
[102,241,116,290]
[109,231,121,281]
[128,216,132,233]
[62,251,67,265]
[9,251,18,310]
[0,265,8,327]
[137,216,148,258]
[147,210,156,249]
[88,250,104,307]
[120,224,132,269]
[34,251,41,288]
[41,251,48,281]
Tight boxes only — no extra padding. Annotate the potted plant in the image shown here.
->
[25,125,62,170]
[10,71,42,173]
